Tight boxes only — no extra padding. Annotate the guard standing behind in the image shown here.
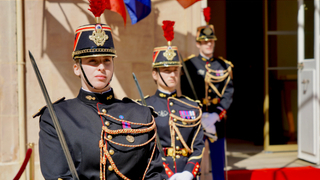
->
[180,7,234,180]
[33,1,166,179]
[141,21,204,180]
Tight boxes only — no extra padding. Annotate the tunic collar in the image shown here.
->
[77,88,115,105]
[155,89,177,99]
[198,54,214,62]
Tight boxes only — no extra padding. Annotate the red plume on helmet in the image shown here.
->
[152,20,181,68]
[162,20,175,45]
[88,0,107,18]
[203,7,211,24]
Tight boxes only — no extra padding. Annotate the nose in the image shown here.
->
[169,71,176,77]
[97,61,105,70]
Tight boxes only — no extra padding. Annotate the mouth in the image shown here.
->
[95,75,106,80]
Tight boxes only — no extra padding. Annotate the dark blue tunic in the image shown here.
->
[145,90,204,178]
[181,55,234,138]
[35,88,167,180]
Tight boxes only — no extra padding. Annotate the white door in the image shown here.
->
[297,0,320,165]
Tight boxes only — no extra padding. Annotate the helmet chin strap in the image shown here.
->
[157,68,168,87]
[79,58,111,91]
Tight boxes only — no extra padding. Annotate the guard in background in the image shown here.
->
[141,20,204,180]
[34,1,166,179]
[180,7,234,180]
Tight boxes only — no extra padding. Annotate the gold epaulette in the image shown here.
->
[181,95,203,107]
[133,95,150,102]
[218,56,234,68]
[183,54,196,62]
[32,97,65,118]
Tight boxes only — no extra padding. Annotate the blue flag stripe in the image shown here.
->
[124,0,151,24]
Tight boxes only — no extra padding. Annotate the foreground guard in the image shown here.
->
[180,7,234,180]
[33,1,166,179]
[142,21,204,180]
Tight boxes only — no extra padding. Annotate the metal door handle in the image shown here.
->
[298,62,304,71]
[302,79,309,94]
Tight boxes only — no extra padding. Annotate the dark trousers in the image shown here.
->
[208,137,225,180]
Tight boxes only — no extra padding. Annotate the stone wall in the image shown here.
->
[0,0,20,179]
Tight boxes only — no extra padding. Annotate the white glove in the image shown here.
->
[176,171,194,180]
[169,173,181,180]
[201,112,220,134]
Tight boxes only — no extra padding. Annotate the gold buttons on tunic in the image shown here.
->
[176,155,180,159]
[176,136,180,141]
[105,121,110,126]
[208,89,212,93]
[109,149,114,155]
[169,102,173,106]
[102,109,107,113]
[176,146,180,150]
[126,135,135,143]
[182,121,187,125]
[171,109,176,113]
[107,135,112,140]
[173,118,177,122]
[108,165,113,171]
[208,96,211,100]
[212,98,219,104]
[208,64,211,67]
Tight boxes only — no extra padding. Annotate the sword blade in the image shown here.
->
[132,73,165,157]
[29,51,79,180]
[132,73,147,106]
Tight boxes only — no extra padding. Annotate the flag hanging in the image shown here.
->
[177,0,201,9]
[124,0,151,24]
[106,0,127,26]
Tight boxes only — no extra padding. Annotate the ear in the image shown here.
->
[73,63,81,77]
[196,41,201,49]
[152,70,158,82]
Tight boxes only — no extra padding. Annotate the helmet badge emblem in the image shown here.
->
[89,24,109,46]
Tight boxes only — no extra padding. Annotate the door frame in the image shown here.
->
[263,0,298,151]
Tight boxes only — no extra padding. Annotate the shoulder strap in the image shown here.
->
[32,97,65,118]
[218,56,234,68]
[183,54,196,62]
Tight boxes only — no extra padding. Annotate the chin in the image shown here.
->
[92,83,109,89]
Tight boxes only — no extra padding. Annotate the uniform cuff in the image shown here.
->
[184,162,200,178]
[216,106,226,120]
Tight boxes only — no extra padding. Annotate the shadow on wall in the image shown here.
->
[41,0,199,99]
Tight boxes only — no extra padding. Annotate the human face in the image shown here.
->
[74,56,113,93]
[196,39,215,58]
[152,66,180,93]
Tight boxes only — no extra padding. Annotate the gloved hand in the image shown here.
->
[201,112,220,135]
[168,172,181,180]
[176,171,194,180]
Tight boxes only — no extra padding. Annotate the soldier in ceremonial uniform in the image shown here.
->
[180,7,234,180]
[34,1,166,179]
[142,21,204,180]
